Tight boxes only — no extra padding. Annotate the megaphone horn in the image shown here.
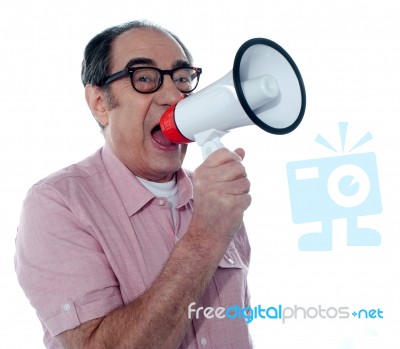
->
[160,37,306,158]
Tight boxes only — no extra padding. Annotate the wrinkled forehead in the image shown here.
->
[110,27,189,71]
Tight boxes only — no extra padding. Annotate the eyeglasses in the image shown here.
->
[101,66,202,94]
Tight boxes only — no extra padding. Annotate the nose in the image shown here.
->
[156,74,184,106]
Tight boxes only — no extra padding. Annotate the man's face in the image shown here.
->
[99,28,190,182]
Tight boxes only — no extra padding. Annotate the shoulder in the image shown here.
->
[35,148,104,186]
[21,148,109,214]
[28,148,105,192]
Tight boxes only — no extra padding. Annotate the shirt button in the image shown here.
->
[158,199,165,206]
[200,337,207,346]
[63,303,71,312]
[228,258,235,265]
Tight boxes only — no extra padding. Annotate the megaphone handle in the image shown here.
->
[194,129,229,159]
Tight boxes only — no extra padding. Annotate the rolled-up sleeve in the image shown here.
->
[15,182,123,337]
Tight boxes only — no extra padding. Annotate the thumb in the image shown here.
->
[234,148,246,161]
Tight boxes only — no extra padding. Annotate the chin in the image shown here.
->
[159,144,187,162]
[150,154,183,179]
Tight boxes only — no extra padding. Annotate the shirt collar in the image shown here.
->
[101,145,193,216]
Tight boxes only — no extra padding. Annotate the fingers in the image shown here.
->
[203,148,243,168]
[194,146,251,198]
[201,148,247,181]
[196,147,249,182]
[211,160,246,183]
[191,147,252,242]
[226,176,251,195]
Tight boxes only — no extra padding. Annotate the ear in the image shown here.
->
[85,84,109,127]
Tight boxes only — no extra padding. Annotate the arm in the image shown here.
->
[57,148,251,349]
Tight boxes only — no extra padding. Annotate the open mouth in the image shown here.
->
[151,124,176,147]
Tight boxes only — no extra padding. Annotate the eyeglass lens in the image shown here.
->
[132,68,199,93]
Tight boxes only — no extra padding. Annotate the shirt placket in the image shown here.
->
[153,197,176,238]
[192,301,212,349]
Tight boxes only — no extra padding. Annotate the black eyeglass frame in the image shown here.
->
[101,66,202,94]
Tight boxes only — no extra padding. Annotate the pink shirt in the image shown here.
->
[15,146,252,349]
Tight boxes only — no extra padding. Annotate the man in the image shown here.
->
[15,20,252,348]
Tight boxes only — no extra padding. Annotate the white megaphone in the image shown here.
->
[160,38,306,159]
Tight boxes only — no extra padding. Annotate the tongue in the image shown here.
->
[152,128,174,146]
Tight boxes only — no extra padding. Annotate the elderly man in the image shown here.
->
[15,20,252,349]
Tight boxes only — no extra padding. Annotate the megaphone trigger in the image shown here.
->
[193,129,229,159]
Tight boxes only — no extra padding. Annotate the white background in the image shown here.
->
[1,0,399,348]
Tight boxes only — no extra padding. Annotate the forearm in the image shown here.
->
[67,225,228,349]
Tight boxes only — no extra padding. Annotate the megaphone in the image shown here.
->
[160,38,306,158]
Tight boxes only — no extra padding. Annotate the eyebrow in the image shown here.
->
[125,57,191,69]
[125,57,155,68]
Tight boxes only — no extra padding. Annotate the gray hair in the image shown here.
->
[81,20,193,87]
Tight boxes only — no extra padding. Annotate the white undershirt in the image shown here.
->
[137,175,179,227]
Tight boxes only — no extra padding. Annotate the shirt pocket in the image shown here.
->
[213,244,248,308]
